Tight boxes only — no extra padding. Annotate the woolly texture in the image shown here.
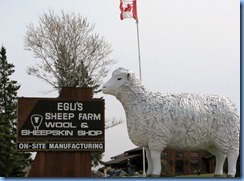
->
[102,67,240,176]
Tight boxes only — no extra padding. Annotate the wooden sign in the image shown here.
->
[24,88,97,177]
[17,98,105,151]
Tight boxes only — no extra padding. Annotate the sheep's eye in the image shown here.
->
[117,78,122,80]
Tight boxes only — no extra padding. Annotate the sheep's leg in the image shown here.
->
[207,147,226,176]
[150,150,161,177]
[226,149,239,177]
[145,148,153,176]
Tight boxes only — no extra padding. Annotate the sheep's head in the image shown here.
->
[102,67,135,97]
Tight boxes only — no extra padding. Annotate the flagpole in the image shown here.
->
[136,19,142,81]
[136,20,145,176]
[120,0,145,176]
[134,1,145,176]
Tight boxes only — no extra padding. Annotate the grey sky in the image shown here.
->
[0,0,240,162]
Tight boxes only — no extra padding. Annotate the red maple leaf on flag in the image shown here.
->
[120,0,137,20]
[124,4,132,12]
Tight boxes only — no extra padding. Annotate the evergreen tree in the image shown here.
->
[0,46,32,177]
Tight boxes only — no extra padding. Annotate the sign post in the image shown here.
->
[17,88,104,177]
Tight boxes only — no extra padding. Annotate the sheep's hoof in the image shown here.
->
[146,174,152,177]
[227,175,235,177]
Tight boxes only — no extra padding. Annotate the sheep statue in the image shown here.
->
[101,67,239,177]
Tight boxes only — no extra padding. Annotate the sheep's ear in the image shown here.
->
[127,72,135,81]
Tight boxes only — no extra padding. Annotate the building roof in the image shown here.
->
[111,147,142,158]
[124,147,142,154]
[103,153,141,165]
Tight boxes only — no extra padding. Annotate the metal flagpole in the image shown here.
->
[121,0,145,176]
[136,20,142,81]
[134,3,145,176]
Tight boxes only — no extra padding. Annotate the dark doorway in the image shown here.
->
[175,160,184,173]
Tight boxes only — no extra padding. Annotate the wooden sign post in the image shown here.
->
[17,88,105,177]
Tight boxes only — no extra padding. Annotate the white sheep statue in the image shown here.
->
[102,67,239,177]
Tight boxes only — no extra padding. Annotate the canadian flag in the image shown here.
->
[120,0,137,20]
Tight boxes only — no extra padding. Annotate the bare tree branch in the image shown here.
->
[105,118,124,129]
[24,10,116,92]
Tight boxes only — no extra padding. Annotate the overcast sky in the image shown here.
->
[0,0,240,162]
